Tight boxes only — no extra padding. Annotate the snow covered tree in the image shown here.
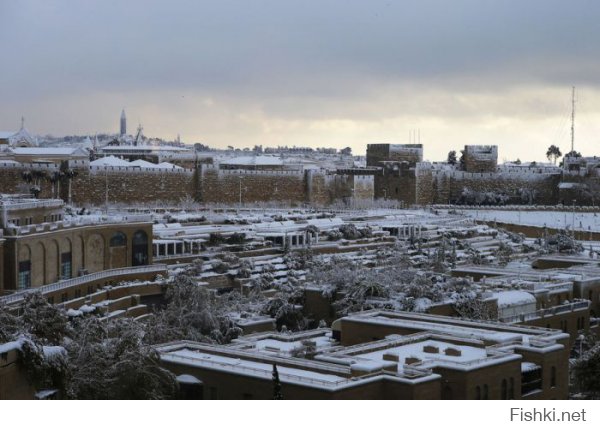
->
[453,293,497,320]
[496,242,512,267]
[144,274,242,344]
[66,318,177,400]
[447,150,457,165]
[21,292,70,344]
[0,304,20,343]
[571,341,600,399]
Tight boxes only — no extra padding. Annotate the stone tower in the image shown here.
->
[120,109,127,136]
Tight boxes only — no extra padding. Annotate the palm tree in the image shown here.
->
[546,145,562,165]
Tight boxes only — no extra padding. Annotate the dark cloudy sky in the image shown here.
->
[1,0,599,160]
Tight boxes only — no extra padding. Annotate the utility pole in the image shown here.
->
[571,86,576,153]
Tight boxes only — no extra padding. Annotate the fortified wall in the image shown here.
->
[0,163,60,200]
[65,166,197,206]
[415,164,561,206]
[374,162,416,204]
[0,163,355,207]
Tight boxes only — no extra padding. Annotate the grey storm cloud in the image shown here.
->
[2,0,600,161]
[2,0,600,100]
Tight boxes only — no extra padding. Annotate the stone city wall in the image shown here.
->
[64,167,196,206]
[198,165,308,205]
[415,168,560,206]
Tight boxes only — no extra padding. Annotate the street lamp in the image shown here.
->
[572,199,577,237]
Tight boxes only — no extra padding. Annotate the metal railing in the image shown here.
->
[0,264,167,306]
[499,300,590,324]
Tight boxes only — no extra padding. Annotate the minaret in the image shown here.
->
[120,109,127,136]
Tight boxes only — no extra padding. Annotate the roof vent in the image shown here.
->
[423,345,439,354]
[444,347,462,357]
[405,357,421,365]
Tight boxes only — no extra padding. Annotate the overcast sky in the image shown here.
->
[1,0,600,160]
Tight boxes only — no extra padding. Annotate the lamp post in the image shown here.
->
[572,199,576,237]
[105,167,109,215]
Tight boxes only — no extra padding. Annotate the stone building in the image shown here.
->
[0,195,153,296]
[366,143,423,167]
[369,144,562,206]
[0,118,38,149]
[157,310,569,400]
[461,145,498,173]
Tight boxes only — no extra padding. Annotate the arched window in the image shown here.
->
[483,384,489,400]
[509,377,515,399]
[110,232,127,247]
[551,366,557,388]
[475,386,481,400]
[132,230,149,266]
[501,379,507,400]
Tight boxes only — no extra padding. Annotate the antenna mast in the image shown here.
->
[571,86,575,152]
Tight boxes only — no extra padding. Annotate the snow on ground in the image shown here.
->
[452,209,600,232]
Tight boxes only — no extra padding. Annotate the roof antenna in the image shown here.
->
[571,86,576,153]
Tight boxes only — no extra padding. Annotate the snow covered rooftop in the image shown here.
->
[91,156,184,170]
[9,147,89,156]
[220,155,286,166]
[161,348,347,385]
[0,131,15,139]
[491,291,536,308]
[355,339,489,368]
[129,159,158,168]
[339,310,568,345]
[101,144,191,152]
[90,156,131,167]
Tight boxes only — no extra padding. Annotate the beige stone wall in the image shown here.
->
[3,223,153,292]
[199,166,307,204]
[65,168,196,206]
[415,169,560,205]
[374,163,417,205]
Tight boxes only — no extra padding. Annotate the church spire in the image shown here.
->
[120,109,127,136]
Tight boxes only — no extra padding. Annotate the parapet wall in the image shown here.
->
[198,165,308,204]
[415,167,560,205]
[66,168,196,206]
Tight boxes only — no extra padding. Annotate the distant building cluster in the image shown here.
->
[3,112,600,208]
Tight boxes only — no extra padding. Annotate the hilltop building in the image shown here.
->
[0,118,38,149]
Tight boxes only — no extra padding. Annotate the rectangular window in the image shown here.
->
[18,261,31,290]
[61,252,72,279]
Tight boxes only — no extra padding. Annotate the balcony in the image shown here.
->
[0,264,167,306]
